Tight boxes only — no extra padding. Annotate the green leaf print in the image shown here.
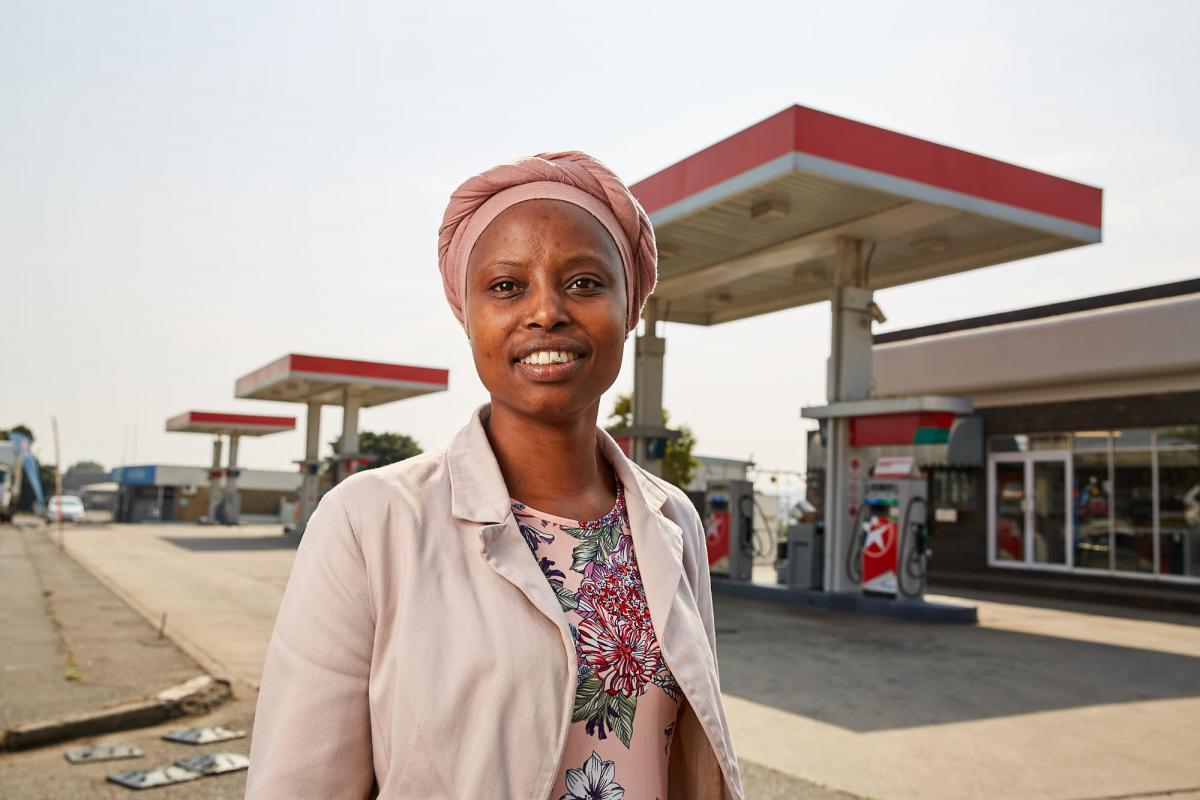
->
[614,691,637,748]
[553,582,579,612]
[599,524,622,559]
[563,523,624,572]
[569,537,601,573]
[572,672,607,724]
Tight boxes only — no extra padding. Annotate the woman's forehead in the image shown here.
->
[468,198,622,271]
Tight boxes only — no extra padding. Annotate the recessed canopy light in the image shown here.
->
[793,266,828,283]
[750,201,789,221]
[911,236,951,254]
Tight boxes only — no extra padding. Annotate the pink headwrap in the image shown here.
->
[438,151,657,333]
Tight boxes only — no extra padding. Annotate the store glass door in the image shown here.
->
[989,452,1071,568]
[993,459,1026,562]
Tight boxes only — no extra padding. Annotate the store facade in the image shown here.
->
[837,278,1200,608]
[111,464,301,524]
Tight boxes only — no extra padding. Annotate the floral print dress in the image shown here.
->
[512,479,682,800]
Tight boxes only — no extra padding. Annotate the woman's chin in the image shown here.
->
[493,391,600,423]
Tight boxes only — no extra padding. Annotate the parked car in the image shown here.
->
[45,495,85,523]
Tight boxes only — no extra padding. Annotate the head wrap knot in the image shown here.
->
[438,151,657,333]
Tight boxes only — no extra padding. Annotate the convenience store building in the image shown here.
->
[811,278,1200,608]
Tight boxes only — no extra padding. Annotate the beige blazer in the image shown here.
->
[246,404,744,799]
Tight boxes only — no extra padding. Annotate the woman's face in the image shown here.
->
[465,198,627,423]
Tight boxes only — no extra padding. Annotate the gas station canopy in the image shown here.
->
[630,105,1103,326]
[165,411,296,436]
[234,354,449,407]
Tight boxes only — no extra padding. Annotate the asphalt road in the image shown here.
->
[0,521,850,799]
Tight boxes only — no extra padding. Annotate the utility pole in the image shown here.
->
[51,416,63,550]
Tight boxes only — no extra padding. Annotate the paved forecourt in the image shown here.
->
[54,522,1200,800]
[53,523,296,689]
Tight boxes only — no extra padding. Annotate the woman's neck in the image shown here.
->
[484,399,617,521]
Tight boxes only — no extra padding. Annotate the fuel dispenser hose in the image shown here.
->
[731,493,778,562]
[845,501,870,585]
[898,495,930,599]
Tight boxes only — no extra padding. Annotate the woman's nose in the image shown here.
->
[525,283,569,329]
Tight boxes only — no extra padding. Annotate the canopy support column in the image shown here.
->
[337,388,363,484]
[222,434,241,525]
[823,237,875,592]
[206,436,223,523]
[632,301,668,476]
[296,400,322,534]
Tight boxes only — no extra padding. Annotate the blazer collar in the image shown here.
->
[447,403,688,707]
[446,403,513,524]
[447,403,669,524]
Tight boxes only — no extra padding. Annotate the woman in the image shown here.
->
[245,152,744,799]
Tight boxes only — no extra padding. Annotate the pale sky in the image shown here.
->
[4,1,1198,492]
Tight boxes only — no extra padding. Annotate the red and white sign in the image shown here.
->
[861,513,898,595]
[705,510,730,567]
[874,456,916,478]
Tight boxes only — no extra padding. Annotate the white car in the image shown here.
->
[46,495,85,523]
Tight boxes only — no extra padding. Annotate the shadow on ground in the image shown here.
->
[930,584,1200,627]
[161,536,298,552]
[713,594,1200,733]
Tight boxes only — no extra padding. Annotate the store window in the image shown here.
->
[1112,430,1153,574]
[993,460,1025,562]
[987,427,1199,582]
[1158,426,1200,578]
[1072,432,1111,570]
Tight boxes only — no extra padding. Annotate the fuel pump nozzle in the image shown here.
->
[897,495,930,600]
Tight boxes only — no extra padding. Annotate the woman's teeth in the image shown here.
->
[519,350,581,365]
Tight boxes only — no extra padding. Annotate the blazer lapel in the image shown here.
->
[447,405,573,643]
[596,428,685,651]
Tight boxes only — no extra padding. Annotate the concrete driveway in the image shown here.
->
[51,522,1200,800]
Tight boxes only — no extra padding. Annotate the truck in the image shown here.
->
[0,440,22,523]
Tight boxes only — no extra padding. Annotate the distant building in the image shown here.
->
[110,464,301,524]
[687,455,753,493]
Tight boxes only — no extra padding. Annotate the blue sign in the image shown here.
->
[113,465,157,486]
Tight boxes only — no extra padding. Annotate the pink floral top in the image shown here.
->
[512,479,681,800]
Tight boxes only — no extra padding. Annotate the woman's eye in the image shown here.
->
[571,277,600,290]
[492,280,517,293]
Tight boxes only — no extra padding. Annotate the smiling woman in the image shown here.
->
[245,152,744,800]
[465,198,626,429]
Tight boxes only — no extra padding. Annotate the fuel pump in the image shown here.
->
[844,457,931,600]
[705,479,754,581]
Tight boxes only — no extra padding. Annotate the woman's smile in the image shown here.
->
[513,339,591,382]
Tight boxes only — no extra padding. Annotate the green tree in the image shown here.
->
[606,394,698,490]
[662,419,698,490]
[324,430,422,476]
[70,460,105,472]
[607,395,633,429]
[1,424,35,442]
